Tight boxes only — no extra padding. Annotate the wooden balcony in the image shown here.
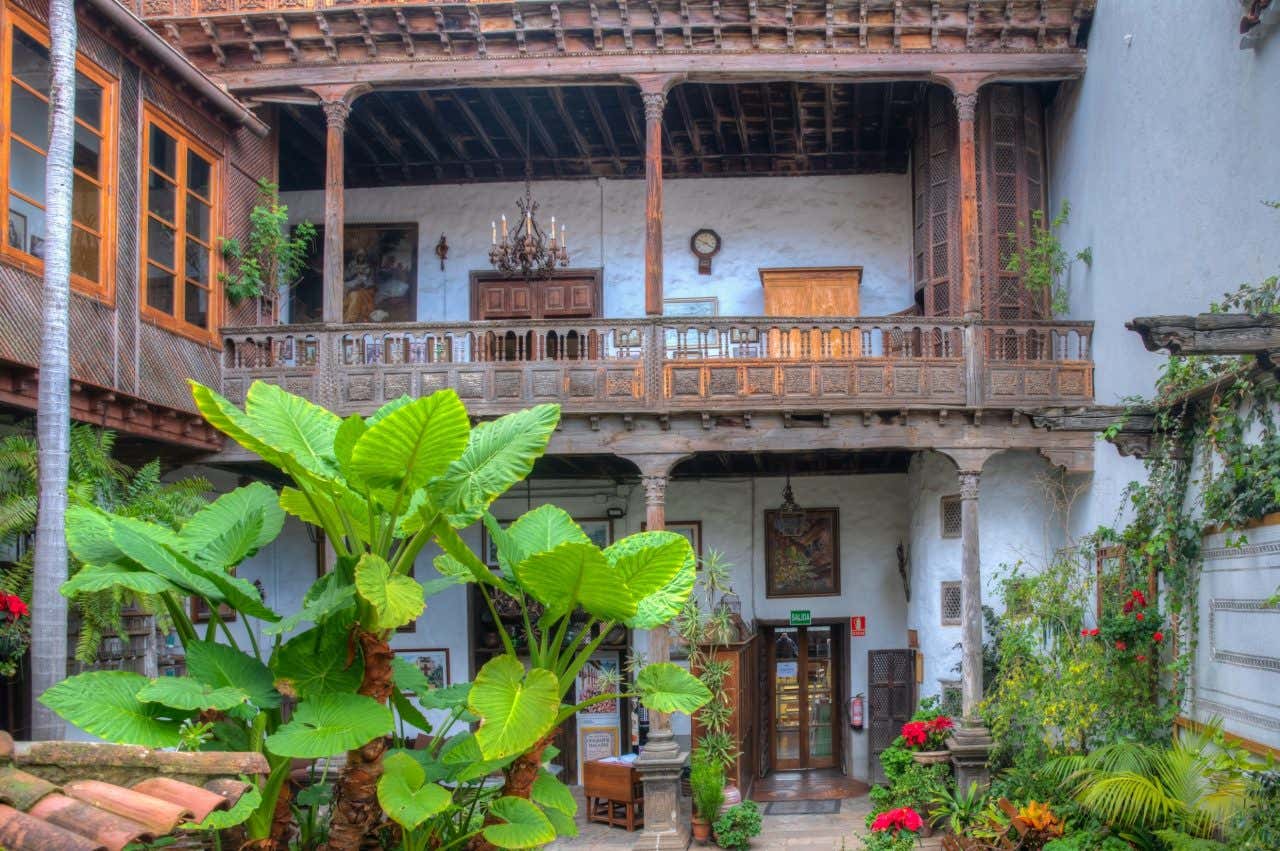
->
[219,317,1093,417]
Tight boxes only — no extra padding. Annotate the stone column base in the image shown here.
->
[633,745,689,851]
[947,727,994,792]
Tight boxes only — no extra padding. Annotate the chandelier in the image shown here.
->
[774,474,807,537]
[489,128,569,281]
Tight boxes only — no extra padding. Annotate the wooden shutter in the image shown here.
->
[912,86,959,317]
[868,649,917,784]
[979,85,1048,321]
[760,267,861,317]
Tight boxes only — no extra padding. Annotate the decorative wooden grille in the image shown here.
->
[868,648,917,784]
[913,86,959,317]
[941,581,962,625]
[939,679,962,717]
[979,85,1048,321]
[940,494,962,538]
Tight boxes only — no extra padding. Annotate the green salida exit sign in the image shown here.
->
[789,610,812,626]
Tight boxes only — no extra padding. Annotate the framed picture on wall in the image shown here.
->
[398,648,450,689]
[663,296,719,317]
[577,518,613,549]
[764,508,840,598]
[291,223,419,324]
[190,597,236,624]
[642,520,702,564]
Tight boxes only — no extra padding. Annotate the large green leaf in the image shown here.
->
[483,796,556,849]
[432,521,505,590]
[113,518,279,622]
[243,381,341,479]
[390,688,433,733]
[333,414,368,487]
[428,404,560,527]
[279,484,373,547]
[61,562,175,597]
[519,542,634,622]
[609,532,698,630]
[185,640,281,710]
[354,553,425,632]
[633,662,711,714]
[487,506,587,582]
[392,656,433,697]
[39,671,187,747]
[65,505,125,565]
[190,381,291,471]
[263,574,356,636]
[469,656,560,761]
[439,731,513,782]
[179,483,284,567]
[350,390,470,493]
[418,683,473,712]
[267,693,393,758]
[272,619,363,700]
[377,751,452,831]
[137,676,250,712]
[532,771,577,817]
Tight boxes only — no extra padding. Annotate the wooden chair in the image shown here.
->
[582,759,644,831]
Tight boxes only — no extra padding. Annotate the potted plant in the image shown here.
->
[689,755,724,844]
[902,715,954,765]
[713,800,762,850]
[218,179,317,306]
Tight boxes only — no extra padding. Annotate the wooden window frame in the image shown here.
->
[139,104,221,346]
[0,3,118,303]
[940,580,962,626]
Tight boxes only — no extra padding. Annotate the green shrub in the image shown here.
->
[689,756,724,821]
[713,800,762,850]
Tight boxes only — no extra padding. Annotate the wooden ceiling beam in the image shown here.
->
[582,87,624,174]
[479,90,528,160]
[824,83,835,154]
[789,82,806,161]
[728,84,751,167]
[414,91,473,178]
[547,87,593,161]
[672,86,704,175]
[701,85,728,157]
[449,91,503,164]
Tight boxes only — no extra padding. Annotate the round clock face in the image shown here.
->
[692,229,720,256]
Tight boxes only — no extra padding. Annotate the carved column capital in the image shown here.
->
[641,473,668,506]
[954,91,979,122]
[958,470,981,501]
[321,99,351,129]
[641,91,667,122]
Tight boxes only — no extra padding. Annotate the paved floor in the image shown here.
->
[548,790,930,850]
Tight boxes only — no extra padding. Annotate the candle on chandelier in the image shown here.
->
[501,214,507,239]
[491,221,497,245]
[550,216,556,245]
[560,225,566,252]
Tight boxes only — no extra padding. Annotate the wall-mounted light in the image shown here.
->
[605,506,625,519]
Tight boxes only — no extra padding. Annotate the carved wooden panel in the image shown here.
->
[913,86,959,317]
[979,86,1048,321]
[470,269,602,321]
[760,268,861,318]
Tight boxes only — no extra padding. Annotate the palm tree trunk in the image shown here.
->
[30,0,78,741]
[322,628,395,850]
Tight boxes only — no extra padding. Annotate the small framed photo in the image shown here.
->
[399,648,449,689]
[190,597,236,624]
[642,520,702,563]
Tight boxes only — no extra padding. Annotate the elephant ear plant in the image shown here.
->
[41,380,709,850]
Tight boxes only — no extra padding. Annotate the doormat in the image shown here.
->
[763,800,841,816]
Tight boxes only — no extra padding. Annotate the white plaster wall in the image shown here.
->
[905,451,1066,705]
[1047,0,1280,537]
[280,173,914,321]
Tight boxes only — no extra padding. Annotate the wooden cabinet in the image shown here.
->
[691,634,759,797]
[760,267,862,318]
[469,269,602,320]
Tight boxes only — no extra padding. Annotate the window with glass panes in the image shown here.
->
[141,107,218,340]
[1,6,116,298]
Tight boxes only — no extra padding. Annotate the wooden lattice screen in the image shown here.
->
[979,85,1048,322]
[913,86,959,317]
[868,648,917,784]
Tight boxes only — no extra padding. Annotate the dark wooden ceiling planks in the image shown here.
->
[278,80,922,190]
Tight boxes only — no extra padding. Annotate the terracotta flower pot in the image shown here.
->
[692,815,712,844]
[912,749,950,765]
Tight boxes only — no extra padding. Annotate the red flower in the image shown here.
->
[872,808,924,834]
[1090,628,1100,636]
[1123,599,1134,614]
[1,595,27,619]
[1081,628,1089,637]
[1136,654,1147,662]
[1136,613,1145,621]
[900,721,928,748]
[1115,641,1127,651]
[1153,631,1164,642]
[929,716,954,733]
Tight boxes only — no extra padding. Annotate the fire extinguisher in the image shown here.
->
[849,694,864,730]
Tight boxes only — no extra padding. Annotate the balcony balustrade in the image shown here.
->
[220,317,1093,416]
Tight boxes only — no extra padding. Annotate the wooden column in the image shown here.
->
[309,85,368,324]
[954,87,981,320]
[642,91,666,316]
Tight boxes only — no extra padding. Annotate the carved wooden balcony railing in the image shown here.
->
[220,317,1093,416]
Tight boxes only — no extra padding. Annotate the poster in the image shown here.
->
[576,651,623,778]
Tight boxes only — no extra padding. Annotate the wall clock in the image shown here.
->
[690,228,721,275]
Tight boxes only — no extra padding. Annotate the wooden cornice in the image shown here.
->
[1024,404,1176,461]
[143,0,1093,90]
[1127,313,1280,359]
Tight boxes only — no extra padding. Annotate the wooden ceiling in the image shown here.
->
[525,449,912,480]
[278,80,922,190]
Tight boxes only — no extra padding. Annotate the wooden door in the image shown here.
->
[760,268,862,358]
[868,649,917,784]
[769,626,839,771]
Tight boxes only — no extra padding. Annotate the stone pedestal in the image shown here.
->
[632,734,689,850]
[947,725,994,792]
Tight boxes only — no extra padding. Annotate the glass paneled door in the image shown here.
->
[770,626,838,771]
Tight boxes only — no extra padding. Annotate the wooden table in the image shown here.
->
[582,759,644,831]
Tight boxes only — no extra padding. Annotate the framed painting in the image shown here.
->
[291,223,418,324]
[577,518,613,549]
[190,597,236,624]
[642,520,702,563]
[764,508,840,598]
[398,648,449,689]
[663,296,719,317]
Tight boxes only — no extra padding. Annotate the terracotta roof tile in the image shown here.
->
[0,731,268,851]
